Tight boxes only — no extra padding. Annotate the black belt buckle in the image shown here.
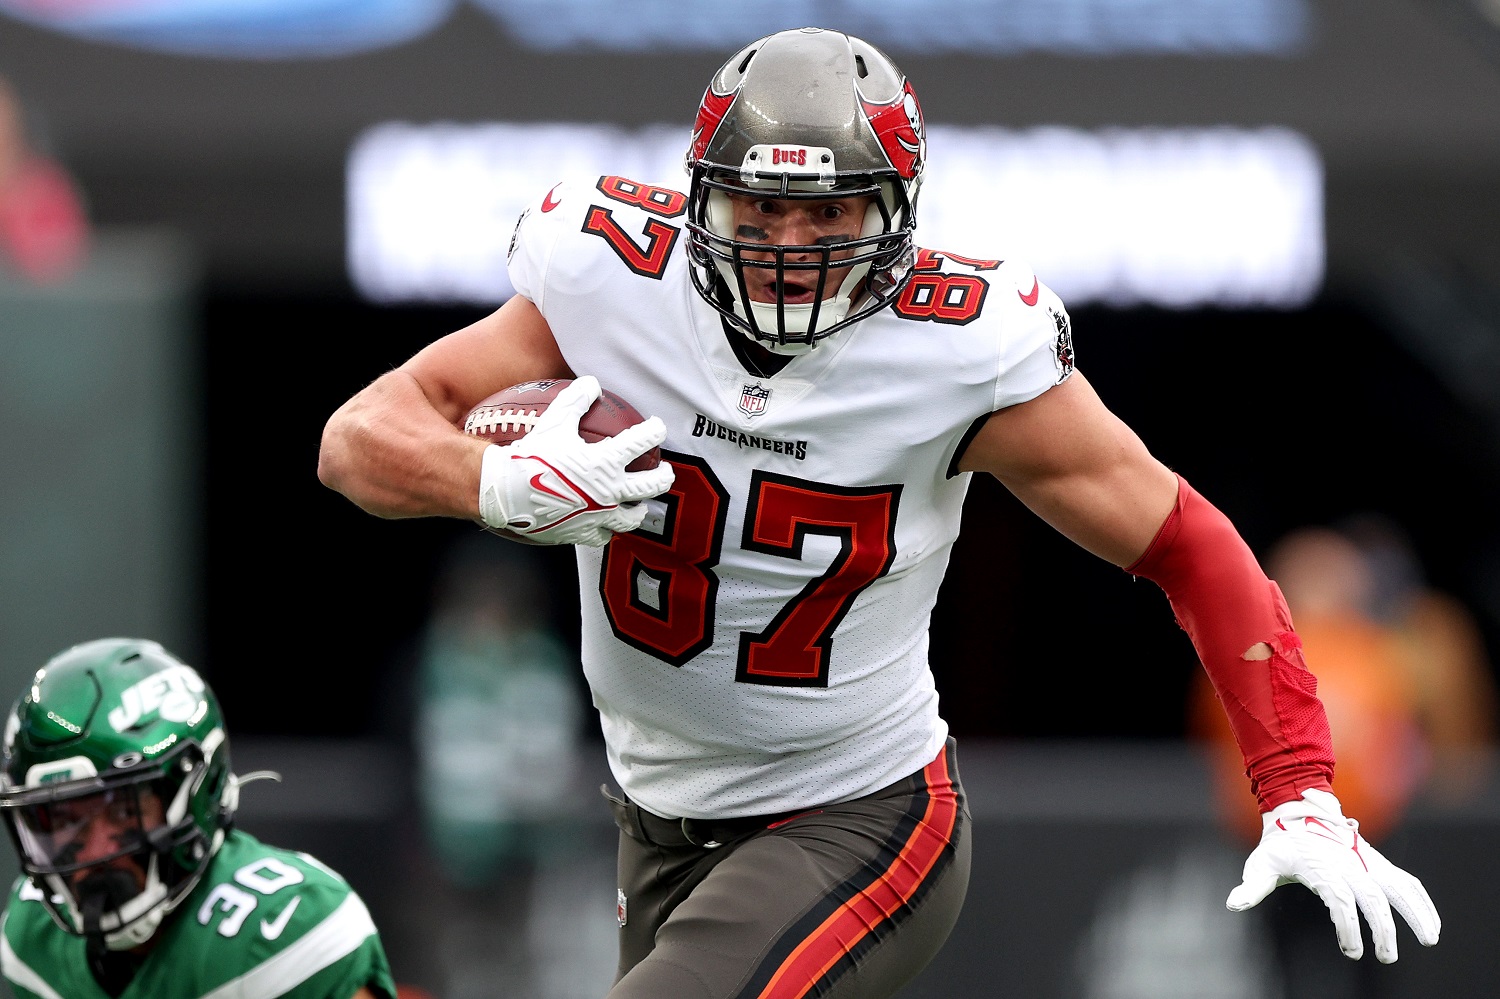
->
[679,818,723,849]
[604,785,781,849]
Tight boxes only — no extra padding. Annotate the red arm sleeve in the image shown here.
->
[1127,474,1335,811]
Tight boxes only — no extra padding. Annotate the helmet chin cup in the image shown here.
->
[748,299,847,352]
[75,866,164,951]
[751,262,868,345]
[78,869,138,927]
[54,861,169,952]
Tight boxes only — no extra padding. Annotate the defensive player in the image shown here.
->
[318,26,1441,998]
[0,638,396,999]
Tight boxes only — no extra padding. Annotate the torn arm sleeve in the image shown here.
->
[1127,474,1335,811]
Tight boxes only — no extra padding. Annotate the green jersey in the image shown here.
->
[0,830,396,999]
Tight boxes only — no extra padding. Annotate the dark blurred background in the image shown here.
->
[3,2,1500,996]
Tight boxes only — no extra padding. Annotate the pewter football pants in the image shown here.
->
[605,740,971,999]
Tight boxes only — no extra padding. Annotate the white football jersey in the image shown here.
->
[508,176,1073,819]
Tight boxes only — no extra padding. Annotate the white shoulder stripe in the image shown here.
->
[199,892,377,999]
[0,913,66,999]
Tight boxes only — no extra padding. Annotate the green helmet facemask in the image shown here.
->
[0,638,239,952]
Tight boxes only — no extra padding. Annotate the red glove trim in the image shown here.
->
[1128,475,1334,810]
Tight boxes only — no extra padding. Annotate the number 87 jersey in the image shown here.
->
[508,176,1074,822]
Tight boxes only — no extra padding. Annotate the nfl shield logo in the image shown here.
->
[739,383,770,418]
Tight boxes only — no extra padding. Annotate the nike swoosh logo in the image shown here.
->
[1018,277,1039,306]
[260,896,301,940]
[541,183,563,213]
[1302,816,1346,845]
[530,472,573,502]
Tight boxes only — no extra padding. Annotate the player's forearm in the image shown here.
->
[318,369,487,520]
[1127,475,1335,810]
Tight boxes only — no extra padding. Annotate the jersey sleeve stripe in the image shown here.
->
[198,892,378,999]
[1,914,66,999]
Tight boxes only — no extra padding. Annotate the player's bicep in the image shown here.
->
[401,294,573,424]
[959,371,1177,567]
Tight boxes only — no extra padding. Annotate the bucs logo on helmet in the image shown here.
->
[689,88,736,166]
[860,81,925,181]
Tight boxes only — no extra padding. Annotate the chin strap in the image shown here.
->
[81,897,109,961]
[76,868,140,958]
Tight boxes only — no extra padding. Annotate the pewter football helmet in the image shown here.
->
[685,27,925,349]
[0,639,238,952]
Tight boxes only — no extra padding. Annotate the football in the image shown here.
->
[462,378,662,472]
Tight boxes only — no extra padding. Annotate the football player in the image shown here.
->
[0,638,396,999]
[318,26,1440,998]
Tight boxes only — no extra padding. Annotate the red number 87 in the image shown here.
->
[598,455,901,687]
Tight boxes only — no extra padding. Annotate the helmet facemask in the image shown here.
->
[687,164,916,351]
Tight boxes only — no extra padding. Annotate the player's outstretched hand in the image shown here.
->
[1226,788,1441,963]
[478,375,675,546]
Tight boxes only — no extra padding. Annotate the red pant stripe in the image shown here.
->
[753,750,960,999]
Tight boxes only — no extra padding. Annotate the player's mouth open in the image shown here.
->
[778,279,819,304]
[750,275,820,304]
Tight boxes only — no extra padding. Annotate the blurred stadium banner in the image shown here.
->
[0,0,1310,58]
[471,0,1313,55]
[346,122,1324,310]
[0,0,454,58]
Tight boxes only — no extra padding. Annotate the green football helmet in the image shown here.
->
[0,638,239,951]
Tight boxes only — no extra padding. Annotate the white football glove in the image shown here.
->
[1226,788,1440,963]
[477,375,675,547]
